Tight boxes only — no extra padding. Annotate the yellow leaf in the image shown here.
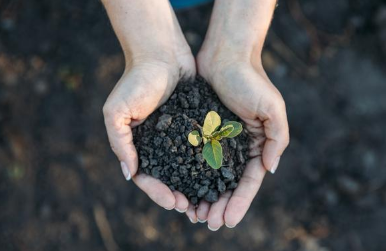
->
[203,111,221,136]
[188,130,202,146]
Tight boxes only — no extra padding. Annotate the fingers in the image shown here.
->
[196,200,211,223]
[261,98,289,173]
[224,157,266,227]
[133,173,176,209]
[207,191,232,231]
[103,105,138,180]
[185,203,198,224]
[173,191,189,213]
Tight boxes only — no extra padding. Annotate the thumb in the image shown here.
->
[103,106,138,180]
[261,100,290,174]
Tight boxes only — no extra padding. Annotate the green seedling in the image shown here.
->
[188,111,243,169]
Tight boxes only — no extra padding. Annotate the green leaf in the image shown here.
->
[218,125,234,137]
[203,140,223,169]
[211,125,234,140]
[223,121,243,138]
[188,130,202,146]
[203,137,208,144]
[203,111,221,136]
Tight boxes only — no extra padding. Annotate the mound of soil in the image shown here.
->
[133,77,249,205]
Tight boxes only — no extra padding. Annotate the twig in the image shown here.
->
[93,204,120,251]
[287,0,353,62]
[269,31,319,77]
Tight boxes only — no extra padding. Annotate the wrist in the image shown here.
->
[197,46,264,83]
[197,0,276,76]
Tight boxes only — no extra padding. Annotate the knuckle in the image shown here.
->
[283,133,290,147]
[271,94,286,112]
[102,102,114,118]
[265,94,286,118]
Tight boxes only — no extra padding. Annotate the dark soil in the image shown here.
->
[134,77,248,204]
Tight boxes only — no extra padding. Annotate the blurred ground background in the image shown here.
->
[1,0,386,250]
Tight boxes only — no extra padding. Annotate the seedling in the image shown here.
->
[188,111,243,169]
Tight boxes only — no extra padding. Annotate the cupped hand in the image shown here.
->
[103,57,196,212]
[189,53,290,229]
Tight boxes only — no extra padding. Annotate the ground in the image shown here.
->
[1,0,386,251]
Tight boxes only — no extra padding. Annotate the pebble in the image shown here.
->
[197,186,209,197]
[141,159,149,168]
[201,180,211,186]
[179,96,189,109]
[174,136,182,147]
[238,151,245,164]
[159,105,167,113]
[176,157,184,164]
[163,137,173,148]
[227,182,238,190]
[153,137,162,146]
[189,95,200,108]
[179,145,186,153]
[221,167,235,181]
[155,114,173,131]
[205,189,219,203]
[151,166,162,179]
[171,176,181,184]
[179,166,188,176]
[195,153,205,163]
[229,139,237,149]
[150,159,158,166]
[193,183,201,190]
[217,179,226,193]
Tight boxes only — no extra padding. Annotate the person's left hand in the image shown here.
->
[184,51,289,230]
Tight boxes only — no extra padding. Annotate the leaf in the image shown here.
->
[218,125,234,138]
[222,121,243,138]
[211,125,234,140]
[188,130,202,146]
[203,111,221,136]
[203,140,223,169]
[203,137,208,144]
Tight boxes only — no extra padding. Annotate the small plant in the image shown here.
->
[188,111,243,169]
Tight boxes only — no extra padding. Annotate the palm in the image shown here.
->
[104,61,195,211]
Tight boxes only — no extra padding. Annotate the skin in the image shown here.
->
[102,0,289,230]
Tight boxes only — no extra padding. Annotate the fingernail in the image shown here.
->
[197,218,207,223]
[270,157,280,174]
[189,217,197,224]
[164,206,175,210]
[120,161,131,180]
[208,225,220,231]
[175,208,187,213]
[225,223,236,228]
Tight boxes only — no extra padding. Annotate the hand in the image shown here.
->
[182,0,287,231]
[191,52,289,229]
[103,57,196,211]
[102,0,196,212]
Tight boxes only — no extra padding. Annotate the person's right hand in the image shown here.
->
[183,0,288,230]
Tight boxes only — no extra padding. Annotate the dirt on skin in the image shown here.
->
[133,77,248,205]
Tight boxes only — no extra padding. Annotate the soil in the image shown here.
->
[134,77,248,205]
